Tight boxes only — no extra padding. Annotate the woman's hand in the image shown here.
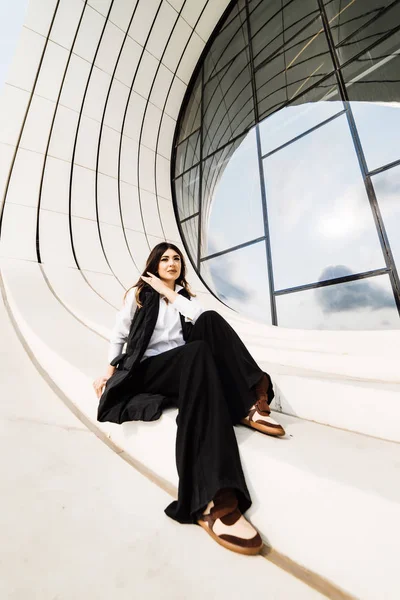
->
[141,272,167,295]
[93,375,111,399]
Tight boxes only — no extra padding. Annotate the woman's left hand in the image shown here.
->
[93,375,111,399]
[141,272,167,295]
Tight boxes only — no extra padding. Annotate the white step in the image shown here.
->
[2,258,400,600]
[0,293,324,600]
[5,257,400,443]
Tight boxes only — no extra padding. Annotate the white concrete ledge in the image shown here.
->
[3,257,400,443]
[2,258,400,600]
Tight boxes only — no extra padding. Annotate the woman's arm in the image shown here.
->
[170,293,204,323]
[93,289,137,398]
[140,272,203,323]
[108,288,137,362]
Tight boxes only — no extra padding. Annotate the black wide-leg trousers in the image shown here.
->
[134,310,274,524]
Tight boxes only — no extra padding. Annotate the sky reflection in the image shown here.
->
[201,100,399,329]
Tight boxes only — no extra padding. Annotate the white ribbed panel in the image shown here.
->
[0,0,228,287]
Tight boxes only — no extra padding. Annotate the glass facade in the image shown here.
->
[172,0,400,330]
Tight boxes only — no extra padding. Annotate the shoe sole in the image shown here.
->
[197,519,263,556]
[240,418,286,437]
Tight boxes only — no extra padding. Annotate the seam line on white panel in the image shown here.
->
[86,0,199,45]
[35,1,90,266]
[4,88,175,160]
[64,0,125,286]
[115,0,173,251]
[0,141,18,150]
[153,0,212,245]
[124,226,146,233]
[0,256,43,265]
[23,25,188,87]
[31,150,174,201]
[82,267,122,278]
[5,416,89,432]
[120,0,173,249]
[83,0,152,289]
[4,201,40,211]
[39,264,107,340]
[5,59,185,123]
[0,256,125,282]
[0,1,62,233]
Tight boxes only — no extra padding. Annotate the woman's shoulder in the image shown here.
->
[123,286,138,309]
[126,283,155,308]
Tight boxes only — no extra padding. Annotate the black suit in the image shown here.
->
[97,286,273,523]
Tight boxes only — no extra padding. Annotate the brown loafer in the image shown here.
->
[197,489,263,556]
[241,405,286,437]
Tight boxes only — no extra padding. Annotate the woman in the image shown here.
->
[93,242,285,556]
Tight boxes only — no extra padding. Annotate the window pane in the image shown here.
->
[283,0,320,38]
[204,7,249,81]
[276,275,399,329]
[254,10,334,118]
[255,40,335,121]
[342,32,400,172]
[181,215,199,265]
[324,0,392,44]
[202,129,265,257]
[203,49,254,156]
[201,241,272,324]
[201,135,245,257]
[223,0,246,30]
[324,0,400,64]
[283,14,334,96]
[174,165,200,220]
[250,0,321,69]
[173,0,400,329]
[372,164,400,270]
[177,70,201,143]
[202,139,243,207]
[255,51,287,118]
[259,83,343,156]
[250,3,284,68]
[263,114,385,290]
[175,129,200,177]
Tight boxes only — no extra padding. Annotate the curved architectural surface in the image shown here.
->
[1,3,400,600]
[173,0,400,330]
[2,284,328,600]
[0,0,233,294]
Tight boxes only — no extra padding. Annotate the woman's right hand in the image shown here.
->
[93,375,111,399]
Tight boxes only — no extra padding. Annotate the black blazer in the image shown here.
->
[97,285,193,424]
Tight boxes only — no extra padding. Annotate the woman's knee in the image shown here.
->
[197,310,224,323]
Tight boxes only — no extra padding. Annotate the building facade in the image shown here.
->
[173,0,400,330]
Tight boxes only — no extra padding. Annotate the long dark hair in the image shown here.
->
[125,242,195,308]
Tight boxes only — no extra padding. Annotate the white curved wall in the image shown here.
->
[0,0,400,442]
[1,4,400,599]
[0,0,232,288]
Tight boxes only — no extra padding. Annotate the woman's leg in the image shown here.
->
[136,342,252,524]
[188,310,285,437]
[188,311,273,422]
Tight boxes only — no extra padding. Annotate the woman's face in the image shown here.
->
[157,248,182,283]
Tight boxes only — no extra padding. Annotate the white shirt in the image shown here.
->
[108,284,204,363]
